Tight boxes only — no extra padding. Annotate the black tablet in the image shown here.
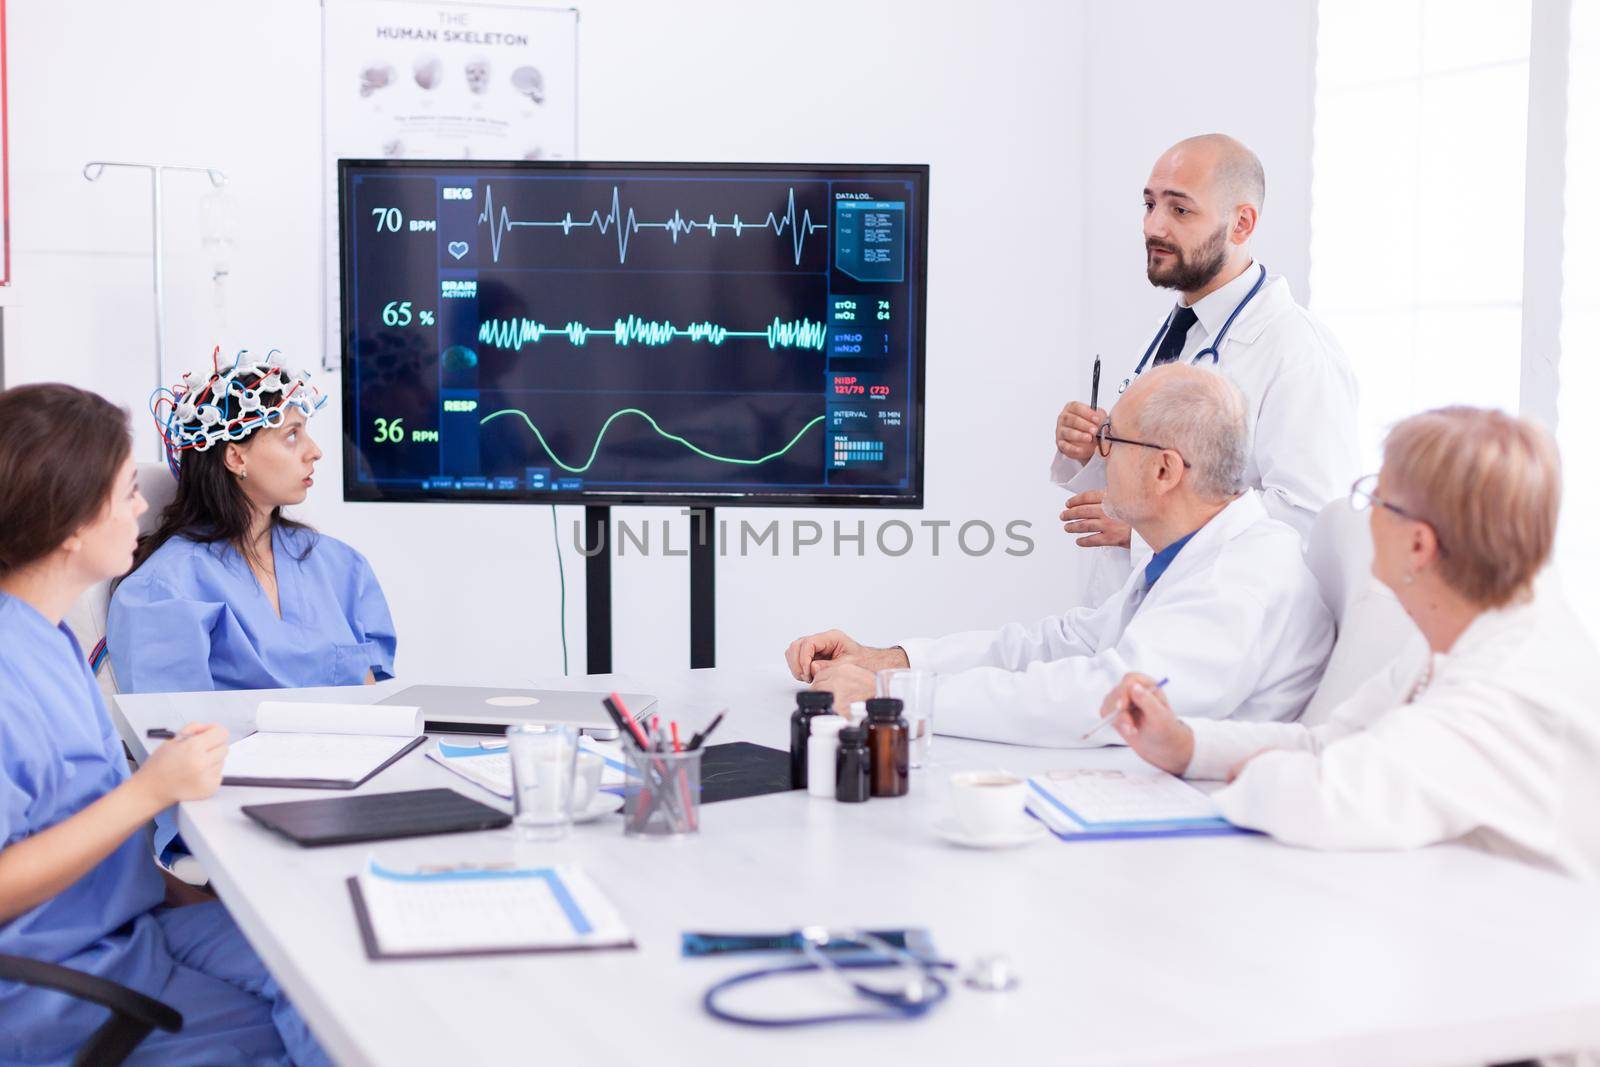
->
[698,743,798,804]
[242,788,510,847]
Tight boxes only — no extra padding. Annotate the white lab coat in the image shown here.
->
[1053,263,1361,603]
[1186,587,1600,881]
[900,491,1334,747]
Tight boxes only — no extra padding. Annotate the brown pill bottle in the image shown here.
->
[865,697,909,798]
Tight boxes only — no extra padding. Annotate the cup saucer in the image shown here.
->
[932,816,1048,850]
[573,793,625,823]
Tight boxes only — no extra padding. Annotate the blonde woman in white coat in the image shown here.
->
[1096,405,1600,881]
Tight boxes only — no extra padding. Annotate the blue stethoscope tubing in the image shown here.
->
[702,956,956,1028]
[1119,262,1268,394]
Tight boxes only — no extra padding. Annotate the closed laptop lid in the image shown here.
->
[380,685,657,734]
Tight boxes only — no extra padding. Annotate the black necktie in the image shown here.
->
[1152,305,1198,366]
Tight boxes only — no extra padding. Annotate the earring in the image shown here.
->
[238,468,248,480]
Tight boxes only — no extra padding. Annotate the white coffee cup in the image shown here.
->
[572,750,604,811]
[948,771,1028,840]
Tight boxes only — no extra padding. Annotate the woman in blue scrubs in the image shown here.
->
[107,350,397,693]
[108,352,398,867]
[0,382,330,1066]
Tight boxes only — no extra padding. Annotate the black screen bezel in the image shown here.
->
[336,158,929,509]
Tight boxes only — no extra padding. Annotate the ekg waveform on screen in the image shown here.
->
[476,183,828,265]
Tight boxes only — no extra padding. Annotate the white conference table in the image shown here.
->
[114,667,1600,1067]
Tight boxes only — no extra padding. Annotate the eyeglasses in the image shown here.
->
[1349,474,1446,552]
[1095,420,1192,468]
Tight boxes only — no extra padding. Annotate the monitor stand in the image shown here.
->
[583,506,716,674]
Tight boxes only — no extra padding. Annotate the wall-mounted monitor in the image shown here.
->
[338,159,928,507]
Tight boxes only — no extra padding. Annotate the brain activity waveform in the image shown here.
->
[480,407,826,474]
[476,184,827,265]
[476,314,828,352]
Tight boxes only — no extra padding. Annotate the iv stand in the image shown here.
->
[82,161,228,458]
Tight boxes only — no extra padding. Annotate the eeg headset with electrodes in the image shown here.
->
[151,347,327,477]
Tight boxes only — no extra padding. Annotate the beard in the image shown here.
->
[1146,223,1230,291]
[1102,486,1131,524]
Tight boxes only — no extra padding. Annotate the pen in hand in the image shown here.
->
[1080,677,1169,742]
[1090,354,1101,412]
[146,726,211,742]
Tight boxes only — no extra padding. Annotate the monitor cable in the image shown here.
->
[550,504,569,675]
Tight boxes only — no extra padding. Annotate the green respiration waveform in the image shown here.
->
[478,407,826,474]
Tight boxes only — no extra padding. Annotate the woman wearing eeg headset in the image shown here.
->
[107,349,398,867]
[109,349,397,693]
[1097,406,1600,880]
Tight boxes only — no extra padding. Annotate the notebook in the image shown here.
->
[347,859,635,959]
[425,738,629,799]
[215,701,426,789]
[1026,768,1246,840]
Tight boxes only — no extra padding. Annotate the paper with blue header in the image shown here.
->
[349,860,634,959]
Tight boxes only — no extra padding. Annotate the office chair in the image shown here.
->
[1300,496,1423,725]
[64,461,180,704]
[0,953,181,1066]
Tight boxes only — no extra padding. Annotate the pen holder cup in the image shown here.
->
[623,748,703,838]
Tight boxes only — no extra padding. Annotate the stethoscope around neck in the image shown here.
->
[1118,262,1268,395]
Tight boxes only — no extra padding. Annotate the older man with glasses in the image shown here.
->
[785,364,1335,746]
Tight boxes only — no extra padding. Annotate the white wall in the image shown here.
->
[1081,1,1317,373]
[0,0,1315,685]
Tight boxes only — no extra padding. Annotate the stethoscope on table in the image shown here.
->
[1117,262,1268,395]
[701,927,974,1028]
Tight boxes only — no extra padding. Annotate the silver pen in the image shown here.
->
[1079,677,1169,742]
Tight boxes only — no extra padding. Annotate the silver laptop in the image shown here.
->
[381,685,658,735]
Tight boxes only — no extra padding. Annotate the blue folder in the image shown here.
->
[1025,777,1253,842]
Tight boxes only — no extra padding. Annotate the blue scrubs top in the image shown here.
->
[0,592,332,1065]
[0,593,172,1048]
[107,524,397,694]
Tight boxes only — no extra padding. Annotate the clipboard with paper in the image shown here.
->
[346,859,635,960]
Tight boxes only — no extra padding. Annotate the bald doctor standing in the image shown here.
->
[1055,133,1361,601]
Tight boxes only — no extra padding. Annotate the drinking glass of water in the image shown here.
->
[875,669,937,769]
[506,723,580,841]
